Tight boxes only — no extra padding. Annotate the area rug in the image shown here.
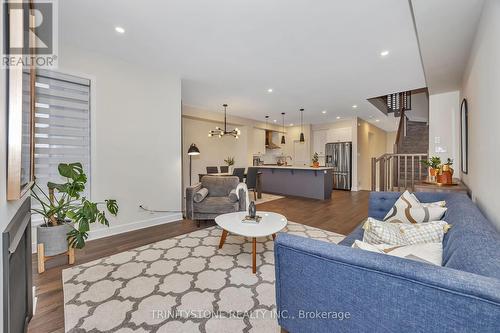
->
[62,222,344,333]
[255,193,285,205]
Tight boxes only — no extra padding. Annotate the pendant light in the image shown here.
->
[208,104,241,138]
[265,115,270,146]
[299,108,305,143]
[281,112,286,144]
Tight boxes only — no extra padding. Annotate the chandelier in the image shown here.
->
[208,104,241,138]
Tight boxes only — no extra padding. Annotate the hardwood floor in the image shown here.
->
[28,190,369,333]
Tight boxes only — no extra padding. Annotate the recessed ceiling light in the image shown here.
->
[336,116,341,119]
[115,26,125,34]
[352,105,358,109]
[375,119,380,122]
[380,50,389,57]
[289,123,294,126]
[273,119,277,123]
[267,88,273,93]
[321,110,327,114]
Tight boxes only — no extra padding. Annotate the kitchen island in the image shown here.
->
[255,165,334,200]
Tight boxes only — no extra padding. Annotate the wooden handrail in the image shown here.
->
[394,108,406,153]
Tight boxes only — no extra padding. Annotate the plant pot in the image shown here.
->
[312,162,320,168]
[37,222,73,256]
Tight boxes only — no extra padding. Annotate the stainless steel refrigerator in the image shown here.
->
[325,142,352,190]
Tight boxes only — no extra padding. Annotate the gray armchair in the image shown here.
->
[186,176,246,226]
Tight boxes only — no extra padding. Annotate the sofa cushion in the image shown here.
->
[193,188,209,203]
[193,196,239,214]
[352,240,443,266]
[201,176,239,197]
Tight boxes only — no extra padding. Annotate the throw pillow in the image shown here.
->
[362,218,451,245]
[193,188,209,203]
[352,240,443,266]
[410,193,447,208]
[228,189,239,203]
[384,191,447,223]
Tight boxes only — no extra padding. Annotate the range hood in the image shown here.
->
[265,130,281,149]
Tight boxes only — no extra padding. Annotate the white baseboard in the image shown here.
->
[31,213,183,253]
[87,213,183,241]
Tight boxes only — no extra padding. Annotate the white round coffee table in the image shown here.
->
[215,211,287,273]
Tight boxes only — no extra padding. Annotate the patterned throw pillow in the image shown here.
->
[352,240,443,266]
[410,193,447,208]
[384,191,447,224]
[362,218,451,245]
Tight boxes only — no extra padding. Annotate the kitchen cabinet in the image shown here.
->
[327,127,352,143]
[313,130,327,155]
[252,128,266,155]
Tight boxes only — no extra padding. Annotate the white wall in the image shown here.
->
[386,131,397,153]
[428,91,460,168]
[182,117,249,187]
[54,45,182,240]
[461,0,500,229]
[181,105,289,190]
[406,91,429,122]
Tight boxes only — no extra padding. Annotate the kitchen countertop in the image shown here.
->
[255,165,333,171]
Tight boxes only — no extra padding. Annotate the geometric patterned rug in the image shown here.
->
[62,222,344,332]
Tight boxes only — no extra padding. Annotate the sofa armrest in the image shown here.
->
[185,183,202,219]
[274,233,500,333]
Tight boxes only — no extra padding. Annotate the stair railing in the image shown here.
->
[393,108,408,154]
[371,153,428,191]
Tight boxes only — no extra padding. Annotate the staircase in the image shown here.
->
[372,111,429,191]
[398,120,429,154]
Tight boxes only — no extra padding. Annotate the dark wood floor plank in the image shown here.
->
[28,190,369,333]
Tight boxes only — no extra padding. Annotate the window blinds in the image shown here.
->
[34,70,91,198]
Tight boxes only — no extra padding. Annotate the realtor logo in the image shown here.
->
[2,0,58,68]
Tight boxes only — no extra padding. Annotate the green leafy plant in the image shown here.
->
[224,157,235,166]
[444,158,453,166]
[31,162,118,249]
[421,156,441,169]
[312,152,319,163]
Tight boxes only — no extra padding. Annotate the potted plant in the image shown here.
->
[224,156,235,173]
[421,156,441,182]
[312,152,320,168]
[31,163,118,258]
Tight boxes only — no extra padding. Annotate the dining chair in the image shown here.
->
[245,167,258,201]
[232,168,245,182]
[219,166,229,173]
[206,166,219,174]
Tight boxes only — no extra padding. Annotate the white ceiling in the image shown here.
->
[59,0,429,131]
[411,0,485,94]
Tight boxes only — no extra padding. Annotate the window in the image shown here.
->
[34,70,91,198]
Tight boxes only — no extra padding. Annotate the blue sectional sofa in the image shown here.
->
[274,192,500,333]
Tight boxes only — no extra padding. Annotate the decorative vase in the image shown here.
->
[248,201,256,218]
[312,162,320,168]
[429,168,438,182]
[36,221,73,256]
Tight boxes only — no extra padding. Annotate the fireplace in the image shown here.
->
[2,198,33,333]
